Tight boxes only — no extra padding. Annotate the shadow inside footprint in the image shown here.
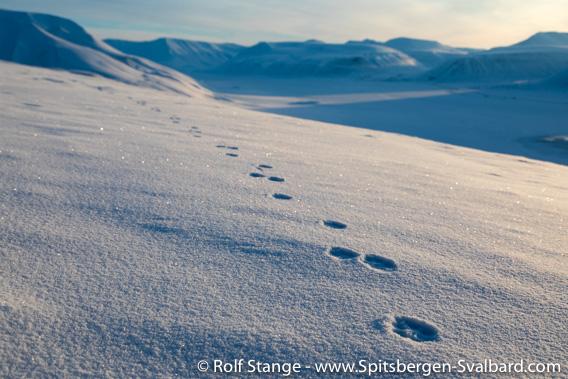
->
[258,164,272,169]
[227,146,239,150]
[268,176,285,182]
[250,173,266,178]
[273,193,292,200]
[363,254,397,271]
[329,247,360,259]
[323,220,347,229]
[226,153,238,157]
[392,316,439,342]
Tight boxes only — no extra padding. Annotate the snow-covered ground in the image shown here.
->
[1,60,567,377]
[194,74,568,166]
[1,7,567,378]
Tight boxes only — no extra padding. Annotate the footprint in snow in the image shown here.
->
[227,146,239,150]
[391,316,439,342]
[226,153,238,157]
[268,176,285,182]
[362,254,397,272]
[216,145,226,148]
[273,193,292,200]
[250,173,266,178]
[258,164,272,169]
[328,247,360,259]
[323,220,347,229]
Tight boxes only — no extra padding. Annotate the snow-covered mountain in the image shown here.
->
[105,38,244,75]
[543,65,568,87]
[2,59,567,378]
[0,9,208,97]
[423,32,568,83]
[382,37,475,68]
[216,40,423,77]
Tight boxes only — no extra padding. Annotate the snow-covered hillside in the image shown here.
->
[423,32,568,83]
[544,65,568,87]
[215,40,423,77]
[383,38,474,68]
[105,38,244,75]
[0,9,208,97]
[1,60,567,377]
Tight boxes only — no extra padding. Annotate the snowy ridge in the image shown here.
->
[215,40,423,77]
[105,38,244,75]
[383,37,474,68]
[423,32,568,82]
[1,61,567,377]
[0,9,209,97]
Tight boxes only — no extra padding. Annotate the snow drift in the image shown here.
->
[423,32,568,83]
[1,59,567,378]
[105,38,244,75]
[0,9,208,97]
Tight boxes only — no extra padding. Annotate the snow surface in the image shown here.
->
[1,59,568,377]
[104,38,244,75]
[0,9,209,97]
[196,74,568,166]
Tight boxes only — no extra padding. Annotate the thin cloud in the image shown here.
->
[0,0,565,47]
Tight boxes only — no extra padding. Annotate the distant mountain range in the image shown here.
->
[1,8,567,88]
[104,38,243,75]
[422,32,568,82]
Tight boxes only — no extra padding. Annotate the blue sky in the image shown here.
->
[1,0,566,48]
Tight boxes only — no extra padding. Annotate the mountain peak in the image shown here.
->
[514,32,568,47]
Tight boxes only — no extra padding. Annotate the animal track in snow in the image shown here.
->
[273,193,292,200]
[258,164,272,169]
[250,173,266,178]
[227,146,239,150]
[268,176,285,182]
[216,145,226,148]
[328,247,360,259]
[226,153,238,157]
[392,316,439,342]
[362,254,397,272]
[323,220,347,229]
